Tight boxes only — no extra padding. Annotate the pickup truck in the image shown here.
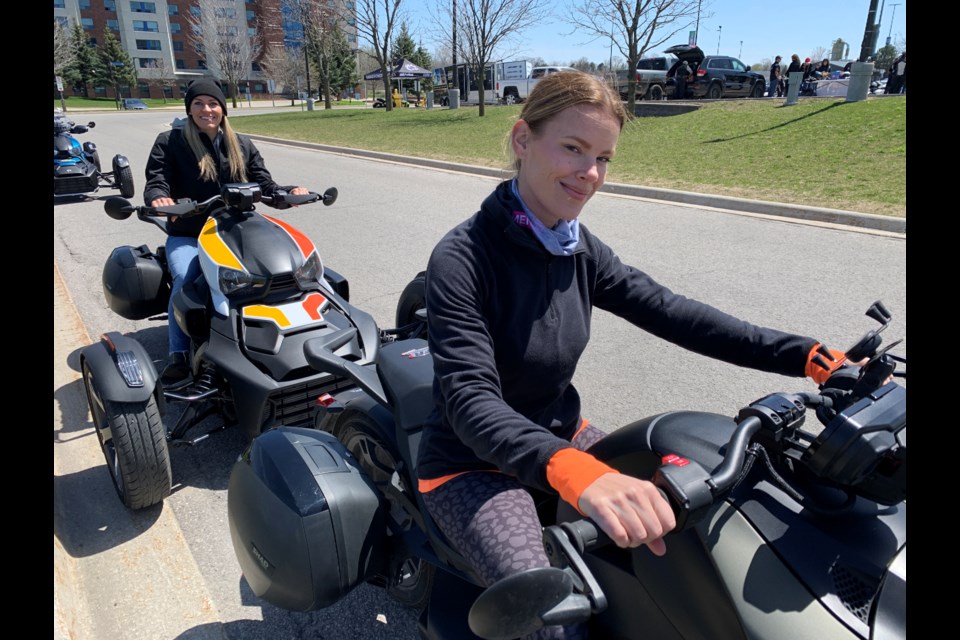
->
[615,53,677,101]
[496,66,577,104]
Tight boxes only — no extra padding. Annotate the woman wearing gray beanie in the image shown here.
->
[144,78,308,386]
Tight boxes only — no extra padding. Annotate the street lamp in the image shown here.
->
[739,40,743,59]
[717,26,722,55]
[886,3,901,43]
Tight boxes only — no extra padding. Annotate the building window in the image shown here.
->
[104,0,116,10]
[168,4,178,15]
[251,62,261,72]
[94,86,107,96]
[346,18,355,26]
[81,17,94,30]
[215,7,237,19]
[133,20,159,32]
[55,15,69,26]
[345,1,355,9]
[253,83,265,92]
[79,0,91,9]
[198,60,207,70]
[136,39,162,50]
[138,82,150,95]
[347,34,356,43]
[87,37,97,46]
[170,22,181,34]
[138,57,159,68]
[172,41,183,52]
[130,1,156,12]
[107,19,119,31]
[176,59,186,69]
[246,10,255,20]
[189,6,200,16]
[218,26,239,37]
[248,27,257,37]
[54,0,65,8]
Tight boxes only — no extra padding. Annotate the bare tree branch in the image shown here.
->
[54,19,76,78]
[186,1,263,108]
[565,0,701,113]
[355,0,404,111]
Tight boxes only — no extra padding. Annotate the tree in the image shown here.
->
[390,21,425,93]
[312,24,358,107]
[355,0,404,112]
[874,43,898,76]
[97,29,137,108]
[63,21,102,98]
[435,0,549,116]
[145,55,177,102]
[187,2,263,108]
[260,42,302,105]
[567,0,700,115]
[54,20,75,80]
[809,46,828,64]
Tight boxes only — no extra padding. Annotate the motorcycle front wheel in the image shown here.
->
[82,362,172,510]
[395,270,427,340]
[334,411,435,609]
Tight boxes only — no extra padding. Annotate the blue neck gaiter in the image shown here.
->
[510,179,580,256]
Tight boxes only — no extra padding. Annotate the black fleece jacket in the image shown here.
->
[416,180,818,494]
[143,121,288,237]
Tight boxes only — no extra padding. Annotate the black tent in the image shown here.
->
[363,58,432,81]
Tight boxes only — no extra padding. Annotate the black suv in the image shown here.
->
[664,44,767,99]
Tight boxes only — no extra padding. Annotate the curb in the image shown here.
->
[243,134,906,236]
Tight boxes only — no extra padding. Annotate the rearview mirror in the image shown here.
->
[104,196,134,220]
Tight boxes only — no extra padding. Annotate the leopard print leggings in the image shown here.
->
[420,424,606,640]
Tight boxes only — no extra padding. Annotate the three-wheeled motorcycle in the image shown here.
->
[53,114,135,199]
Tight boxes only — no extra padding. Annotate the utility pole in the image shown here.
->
[717,26,722,55]
[886,3,901,45]
[858,0,880,62]
[739,40,743,59]
[695,0,701,46]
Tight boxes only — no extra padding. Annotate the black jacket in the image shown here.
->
[143,120,288,237]
[416,180,818,493]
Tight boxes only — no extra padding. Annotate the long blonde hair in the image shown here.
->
[182,115,248,183]
[508,71,627,173]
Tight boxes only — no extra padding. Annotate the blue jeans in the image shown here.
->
[165,235,201,354]
[768,78,779,97]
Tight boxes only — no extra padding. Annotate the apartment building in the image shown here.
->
[53,0,358,100]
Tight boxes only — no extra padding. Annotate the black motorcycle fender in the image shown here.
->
[80,332,159,405]
[82,141,97,155]
[111,154,131,170]
[316,387,396,442]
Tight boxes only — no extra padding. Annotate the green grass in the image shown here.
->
[229,97,906,217]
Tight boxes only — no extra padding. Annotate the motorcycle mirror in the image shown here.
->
[322,187,338,206]
[468,567,579,640]
[87,122,96,129]
[104,196,134,220]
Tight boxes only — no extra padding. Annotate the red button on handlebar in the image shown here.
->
[661,454,690,467]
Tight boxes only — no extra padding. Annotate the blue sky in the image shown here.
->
[402,0,907,69]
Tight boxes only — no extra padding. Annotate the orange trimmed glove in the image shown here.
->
[804,343,848,385]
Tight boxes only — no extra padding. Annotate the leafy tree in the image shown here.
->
[874,43,898,75]
[63,21,102,98]
[390,21,424,92]
[97,29,137,109]
[567,0,701,114]
[412,44,433,92]
[313,24,358,106]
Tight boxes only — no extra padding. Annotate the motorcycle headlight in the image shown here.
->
[294,252,323,291]
[219,267,267,297]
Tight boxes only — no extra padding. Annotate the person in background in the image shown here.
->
[417,70,855,639]
[813,58,831,79]
[768,55,783,97]
[674,59,692,100]
[801,57,814,81]
[785,54,802,93]
[143,79,309,387]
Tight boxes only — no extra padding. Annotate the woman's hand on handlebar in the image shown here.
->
[290,186,309,196]
[577,473,676,556]
[151,196,178,221]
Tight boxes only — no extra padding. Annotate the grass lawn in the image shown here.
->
[55,95,906,216]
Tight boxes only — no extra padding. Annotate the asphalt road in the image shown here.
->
[53,109,907,640]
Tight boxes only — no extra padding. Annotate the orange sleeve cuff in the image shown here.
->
[546,448,619,515]
[804,343,848,385]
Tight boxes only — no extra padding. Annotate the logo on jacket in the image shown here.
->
[401,347,430,359]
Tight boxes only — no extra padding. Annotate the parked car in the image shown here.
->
[122,98,149,110]
[663,44,767,100]
[615,52,678,101]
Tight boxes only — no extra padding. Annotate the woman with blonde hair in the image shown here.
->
[417,70,850,638]
[144,79,307,386]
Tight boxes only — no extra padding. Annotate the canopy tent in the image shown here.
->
[364,58,433,101]
[363,58,433,81]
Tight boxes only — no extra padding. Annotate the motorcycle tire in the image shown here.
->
[83,362,172,510]
[334,411,435,610]
[115,163,135,199]
[395,270,427,339]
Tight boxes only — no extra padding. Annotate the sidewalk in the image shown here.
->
[53,264,223,640]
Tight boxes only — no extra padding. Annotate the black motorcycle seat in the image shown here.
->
[378,339,435,433]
